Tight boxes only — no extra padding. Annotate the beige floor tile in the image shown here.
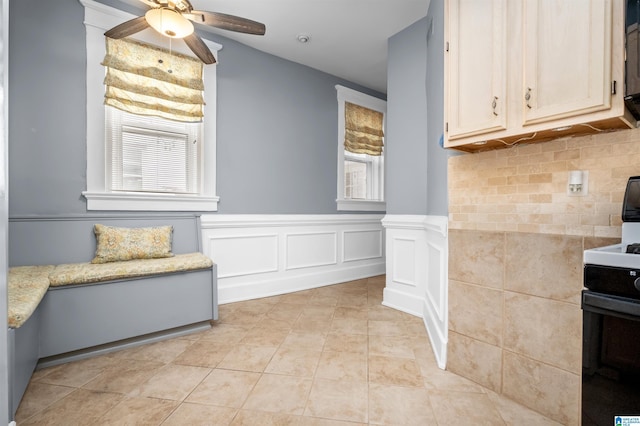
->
[368,335,416,359]
[15,382,75,422]
[242,373,313,415]
[163,402,238,426]
[97,396,178,425]
[368,319,407,336]
[240,327,290,346]
[333,306,368,320]
[230,409,301,425]
[186,369,261,408]
[368,355,422,387]
[486,391,563,425]
[198,323,251,344]
[421,362,487,393]
[297,417,367,426]
[280,331,327,351]
[404,316,429,337]
[82,359,165,394]
[217,344,278,372]
[19,389,123,426]
[323,333,368,353]
[132,364,211,401]
[368,383,437,425]
[367,305,407,321]
[265,347,322,377]
[292,315,334,333]
[330,317,368,334]
[308,294,339,306]
[35,355,116,388]
[316,351,368,382]
[428,391,506,425]
[304,378,368,423]
[172,341,233,368]
[119,338,194,364]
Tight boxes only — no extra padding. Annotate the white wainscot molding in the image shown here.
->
[201,214,385,304]
[382,215,448,369]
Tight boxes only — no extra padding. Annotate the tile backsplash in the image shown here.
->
[446,128,640,424]
[448,127,640,237]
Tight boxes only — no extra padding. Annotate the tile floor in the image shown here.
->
[15,276,561,425]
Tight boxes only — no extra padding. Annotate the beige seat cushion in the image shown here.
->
[49,252,213,287]
[8,265,55,328]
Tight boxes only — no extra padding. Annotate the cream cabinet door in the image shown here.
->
[446,0,507,140]
[521,0,612,125]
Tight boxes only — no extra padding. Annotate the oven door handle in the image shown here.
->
[582,291,640,318]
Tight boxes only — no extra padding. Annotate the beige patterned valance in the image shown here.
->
[103,37,204,122]
[344,101,384,156]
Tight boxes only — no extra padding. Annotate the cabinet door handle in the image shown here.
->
[525,87,532,109]
[492,96,498,116]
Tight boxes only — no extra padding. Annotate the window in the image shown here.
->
[80,0,220,211]
[107,109,200,194]
[336,85,387,211]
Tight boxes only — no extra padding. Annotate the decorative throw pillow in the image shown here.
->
[91,224,174,264]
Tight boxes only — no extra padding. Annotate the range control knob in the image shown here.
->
[634,277,640,292]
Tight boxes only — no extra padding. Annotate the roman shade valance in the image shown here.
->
[102,37,205,122]
[344,101,384,156]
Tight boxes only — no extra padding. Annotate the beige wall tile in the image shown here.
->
[448,229,504,289]
[449,281,503,346]
[502,352,580,425]
[447,332,502,393]
[504,232,583,304]
[503,292,581,374]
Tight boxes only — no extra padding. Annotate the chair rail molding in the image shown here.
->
[200,214,385,304]
[382,214,448,369]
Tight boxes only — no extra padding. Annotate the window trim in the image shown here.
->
[335,85,387,212]
[80,0,221,211]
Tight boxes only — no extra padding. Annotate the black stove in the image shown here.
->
[582,176,640,425]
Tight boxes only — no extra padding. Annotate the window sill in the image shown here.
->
[82,191,219,212]
[337,199,386,212]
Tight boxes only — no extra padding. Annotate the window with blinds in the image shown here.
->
[106,107,201,194]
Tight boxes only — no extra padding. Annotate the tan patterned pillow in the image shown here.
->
[91,224,174,264]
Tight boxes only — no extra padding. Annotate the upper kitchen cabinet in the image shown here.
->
[446,0,507,140]
[444,0,636,152]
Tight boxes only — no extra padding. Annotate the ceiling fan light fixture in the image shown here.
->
[145,8,194,39]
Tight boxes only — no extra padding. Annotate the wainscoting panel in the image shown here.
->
[286,232,337,270]
[391,237,417,287]
[382,215,449,369]
[209,234,278,279]
[343,229,383,262]
[201,215,385,304]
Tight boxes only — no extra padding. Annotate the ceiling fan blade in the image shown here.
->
[104,16,150,39]
[186,11,265,35]
[183,33,216,64]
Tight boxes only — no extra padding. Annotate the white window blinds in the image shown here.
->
[107,107,200,194]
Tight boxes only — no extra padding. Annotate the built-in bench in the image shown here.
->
[7,214,218,419]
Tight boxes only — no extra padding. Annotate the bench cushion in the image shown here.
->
[8,265,55,328]
[49,252,213,287]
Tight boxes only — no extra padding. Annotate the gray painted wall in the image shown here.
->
[8,0,384,217]
[425,0,449,216]
[385,4,449,216]
[386,18,430,215]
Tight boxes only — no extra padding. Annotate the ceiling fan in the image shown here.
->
[104,0,266,64]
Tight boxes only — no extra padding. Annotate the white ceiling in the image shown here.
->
[118,0,431,93]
